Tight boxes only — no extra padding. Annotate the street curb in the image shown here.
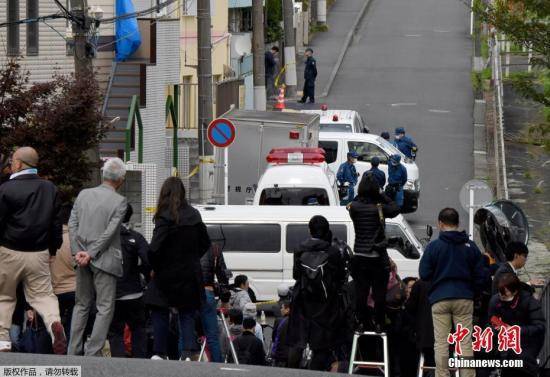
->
[320,0,373,98]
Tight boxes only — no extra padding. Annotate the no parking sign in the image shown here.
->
[207,118,236,148]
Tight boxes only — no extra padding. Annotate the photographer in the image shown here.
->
[287,215,348,371]
[349,173,400,333]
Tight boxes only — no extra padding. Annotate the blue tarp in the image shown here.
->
[115,0,141,61]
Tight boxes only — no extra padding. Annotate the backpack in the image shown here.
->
[299,251,331,301]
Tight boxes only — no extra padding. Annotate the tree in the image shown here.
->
[474,0,550,106]
[0,60,107,203]
[265,0,283,43]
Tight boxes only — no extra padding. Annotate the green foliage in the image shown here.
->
[472,71,482,93]
[0,60,107,203]
[265,0,283,43]
[310,23,329,33]
[473,0,550,107]
[482,67,492,80]
[480,34,489,59]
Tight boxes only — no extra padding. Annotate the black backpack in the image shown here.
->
[299,251,332,301]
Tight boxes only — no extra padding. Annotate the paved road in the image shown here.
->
[297,0,474,237]
[0,353,346,377]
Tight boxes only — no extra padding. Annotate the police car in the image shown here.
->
[302,105,369,133]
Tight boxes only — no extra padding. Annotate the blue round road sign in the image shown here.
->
[207,118,236,148]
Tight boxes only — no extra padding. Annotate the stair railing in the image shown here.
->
[165,85,179,172]
[101,61,118,117]
[125,95,144,163]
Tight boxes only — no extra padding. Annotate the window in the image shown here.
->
[386,223,420,258]
[7,0,19,56]
[26,0,38,55]
[206,224,281,253]
[319,140,338,164]
[348,141,388,163]
[259,188,330,206]
[320,123,353,133]
[286,224,348,252]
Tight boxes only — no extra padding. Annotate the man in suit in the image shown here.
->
[491,242,541,295]
[0,147,66,354]
[68,158,127,356]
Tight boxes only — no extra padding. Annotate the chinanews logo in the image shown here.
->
[446,322,524,369]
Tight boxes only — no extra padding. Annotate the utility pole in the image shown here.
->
[283,0,297,98]
[69,0,100,186]
[197,0,214,202]
[252,0,266,110]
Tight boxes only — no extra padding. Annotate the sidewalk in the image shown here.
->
[295,0,368,101]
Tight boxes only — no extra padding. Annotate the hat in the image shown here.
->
[243,303,257,319]
[371,156,380,166]
[390,154,401,166]
[395,127,405,135]
[347,151,359,159]
[277,284,290,298]
[380,131,390,140]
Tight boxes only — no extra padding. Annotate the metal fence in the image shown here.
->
[491,33,509,200]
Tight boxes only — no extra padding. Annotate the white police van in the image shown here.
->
[198,205,423,301]
[319,132,420,213]
[252,147,340,206]
[302,106,369,133]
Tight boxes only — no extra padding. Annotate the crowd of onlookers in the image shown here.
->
[0,147,547,377]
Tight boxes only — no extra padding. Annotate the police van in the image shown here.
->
[302,106,369,133]
[319,132,420,213]
[199,205,423,301]
[253,147,339,206]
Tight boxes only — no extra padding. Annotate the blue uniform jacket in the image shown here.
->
[337,162,358,186]
[393,136,417,158]
[366,167,386,188]
[388,163,407,186]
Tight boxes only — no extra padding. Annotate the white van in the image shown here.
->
[198,205,423,301]
[319,132,420,213]
[253,148,339,206]
[302,108,369,133]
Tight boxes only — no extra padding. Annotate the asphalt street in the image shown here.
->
[297,0,474,238]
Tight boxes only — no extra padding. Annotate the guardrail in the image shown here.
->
[125,95,143,163]
[491,33,509,199]
[539,280,550,371]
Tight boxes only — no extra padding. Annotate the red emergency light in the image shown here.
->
[332,114,339,121]
[289,130,300,140]
[266,147,326,164]
[320,104,328,111]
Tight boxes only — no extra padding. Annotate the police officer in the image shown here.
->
[298,48,317,104]
[393,127,418,159]
[337,151,359,205]
[365,156,386,189]
[387,154,407,208]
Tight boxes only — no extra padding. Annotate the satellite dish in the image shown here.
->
[232,34,252,57]
[474,200,529,262]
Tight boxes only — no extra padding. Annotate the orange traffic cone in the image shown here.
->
[274,85,286,110]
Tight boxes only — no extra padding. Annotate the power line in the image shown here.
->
[0,14,66,28]
[100,0,180,23]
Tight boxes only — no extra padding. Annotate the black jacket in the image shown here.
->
[200,245,230,287]
[265,51,276,76]
[287,237,346,350]
[488,290,546,375]
[233,331,266,366]
[0,174,62,255]
[148,205,211,310]
[405,280,434,350]
[349,193,400,256]
[304,56,317,82]
[271,316,290,362]
[116,225,151,299]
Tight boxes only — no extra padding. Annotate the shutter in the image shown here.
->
[7,0,20,56]
[26,0,38,55]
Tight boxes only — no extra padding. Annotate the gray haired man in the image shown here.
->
[68,158,127,356]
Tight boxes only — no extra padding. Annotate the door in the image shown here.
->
[347,141,390,190]
[385,223,420,278]
[206,223,283,300]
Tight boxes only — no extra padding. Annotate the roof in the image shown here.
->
[319,131,382,142]
[258,164,333,187]
[220,109,319,126]
[302,109,359,123]
[198,204,407,224]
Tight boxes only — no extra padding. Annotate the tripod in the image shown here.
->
[198,309,239,364]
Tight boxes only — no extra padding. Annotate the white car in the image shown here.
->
[302,108,369,133]
[199,205,423,301]
[319,132,420,213]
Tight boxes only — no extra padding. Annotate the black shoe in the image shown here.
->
[297,99,306,103]
[309,100,315,104]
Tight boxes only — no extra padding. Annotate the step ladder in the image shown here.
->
[198,310,239,364]
[417,351,458,377]
[348,331,389,376]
